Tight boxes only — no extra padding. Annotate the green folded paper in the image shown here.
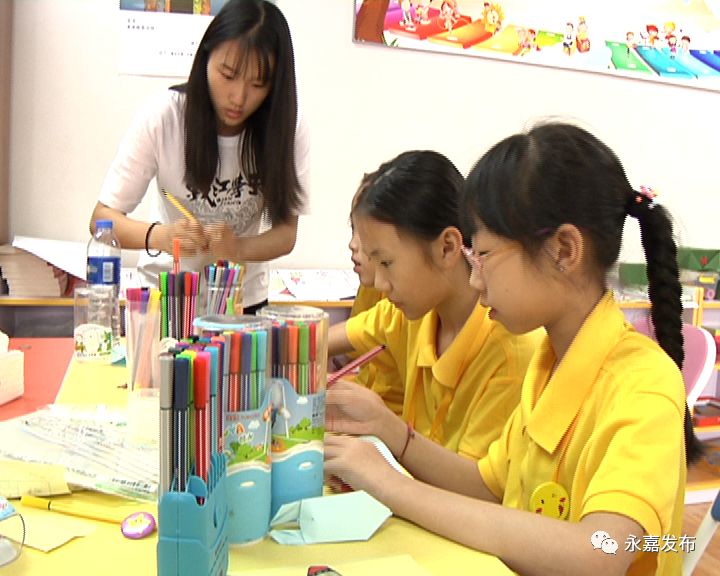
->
[269,490,391,545]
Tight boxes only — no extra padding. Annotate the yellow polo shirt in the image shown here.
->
[478,292,686,575]
[347,286,404,415]
[346,298,540,459]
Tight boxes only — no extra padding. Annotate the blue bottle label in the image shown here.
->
[87,256,120,285]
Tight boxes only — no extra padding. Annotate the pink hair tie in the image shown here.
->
[638,185,657,202]
[627,185,657,218]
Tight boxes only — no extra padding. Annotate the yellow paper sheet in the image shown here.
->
[229,554,431,576]
[0,459,70,499]
[10,505,95,552]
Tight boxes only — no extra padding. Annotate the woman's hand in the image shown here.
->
[205,222,241,262]
[324,433,395,494]
[153,219,208,257]
[325,380,395,439]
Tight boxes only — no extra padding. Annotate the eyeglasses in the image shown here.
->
[461,244,517,271]
[0,498,25,568]
[461,246,484,269]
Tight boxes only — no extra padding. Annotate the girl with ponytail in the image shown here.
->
[325,123,698,576]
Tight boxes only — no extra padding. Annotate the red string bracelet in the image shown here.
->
[398,423,415,462]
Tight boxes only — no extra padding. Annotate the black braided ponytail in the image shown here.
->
[628,191,703,464]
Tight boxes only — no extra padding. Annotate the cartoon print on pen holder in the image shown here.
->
[268,379,324,449]
[223,403,273,466]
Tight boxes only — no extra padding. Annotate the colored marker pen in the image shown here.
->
[229,332,241,412]
[298,323,309,396]
[288,324,298,392]
[173,356,190,492]
[193,351,211,497]
[241,332,252,411]
[309,322,317,393]
[256,329,267,405]
[159,353,174,496]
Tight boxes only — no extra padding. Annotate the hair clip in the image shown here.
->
[626,186,658,219]
[636,185,657,207]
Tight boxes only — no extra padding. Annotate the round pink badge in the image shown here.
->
[121,511,156,539]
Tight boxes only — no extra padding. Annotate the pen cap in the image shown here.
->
[178,350,196,405]
[203,345,220,396]
[287,325,298,364]
[256,305,329,392]
[256,330,268,372]
[230,333,241,375]
[173,356,190,410]
[298,324,309,364]
[159,353,174,409]
[193,351,211,408]
[241,332,253,375]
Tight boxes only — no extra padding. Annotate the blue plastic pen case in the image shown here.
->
[157,453,229,576]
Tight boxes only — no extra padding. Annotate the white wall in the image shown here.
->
[9,0,720,271]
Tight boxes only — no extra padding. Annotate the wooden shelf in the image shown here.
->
[0,296,75,307]
[0,295,353,309]
[0,296,127,307]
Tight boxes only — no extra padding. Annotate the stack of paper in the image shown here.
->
[0,235,88,298]
[0,245,70,297]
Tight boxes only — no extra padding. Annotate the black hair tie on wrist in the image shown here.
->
[145,222,162,257]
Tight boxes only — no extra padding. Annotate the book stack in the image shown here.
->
[0,245,70,297]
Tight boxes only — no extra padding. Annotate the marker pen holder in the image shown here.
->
[202,263,245,316]
[157,453,229,576]
[256,305,329,516]
[193,315,274,545]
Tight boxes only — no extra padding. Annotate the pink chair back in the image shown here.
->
[632,317,717,407]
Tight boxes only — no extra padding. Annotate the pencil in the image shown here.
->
[20,494,129,524]
[162,188,197,223]
[327,344,386,386]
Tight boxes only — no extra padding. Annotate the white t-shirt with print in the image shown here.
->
[98,88,310,307]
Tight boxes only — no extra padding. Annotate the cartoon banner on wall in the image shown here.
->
[354,0,720,92]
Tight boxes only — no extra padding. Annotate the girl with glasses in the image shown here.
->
[326,124,700,576]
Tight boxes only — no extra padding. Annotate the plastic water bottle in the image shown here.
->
[87,219,122,349]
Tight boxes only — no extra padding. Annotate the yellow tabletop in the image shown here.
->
[12,356,513,576]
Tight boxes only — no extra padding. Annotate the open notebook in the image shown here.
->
[359,435,411,477]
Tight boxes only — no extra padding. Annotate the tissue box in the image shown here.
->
[0,350,24,405]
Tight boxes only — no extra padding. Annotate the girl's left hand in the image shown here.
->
[324,433,394,495]
[205,222,240,262]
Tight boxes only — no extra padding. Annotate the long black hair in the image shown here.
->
[464,122,702,464]
[354,150,466,245]
[178,0,301,224]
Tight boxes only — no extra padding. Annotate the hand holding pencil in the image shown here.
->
[205,221,245,263]
[153,219,208,257]
[155,189,208,256]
